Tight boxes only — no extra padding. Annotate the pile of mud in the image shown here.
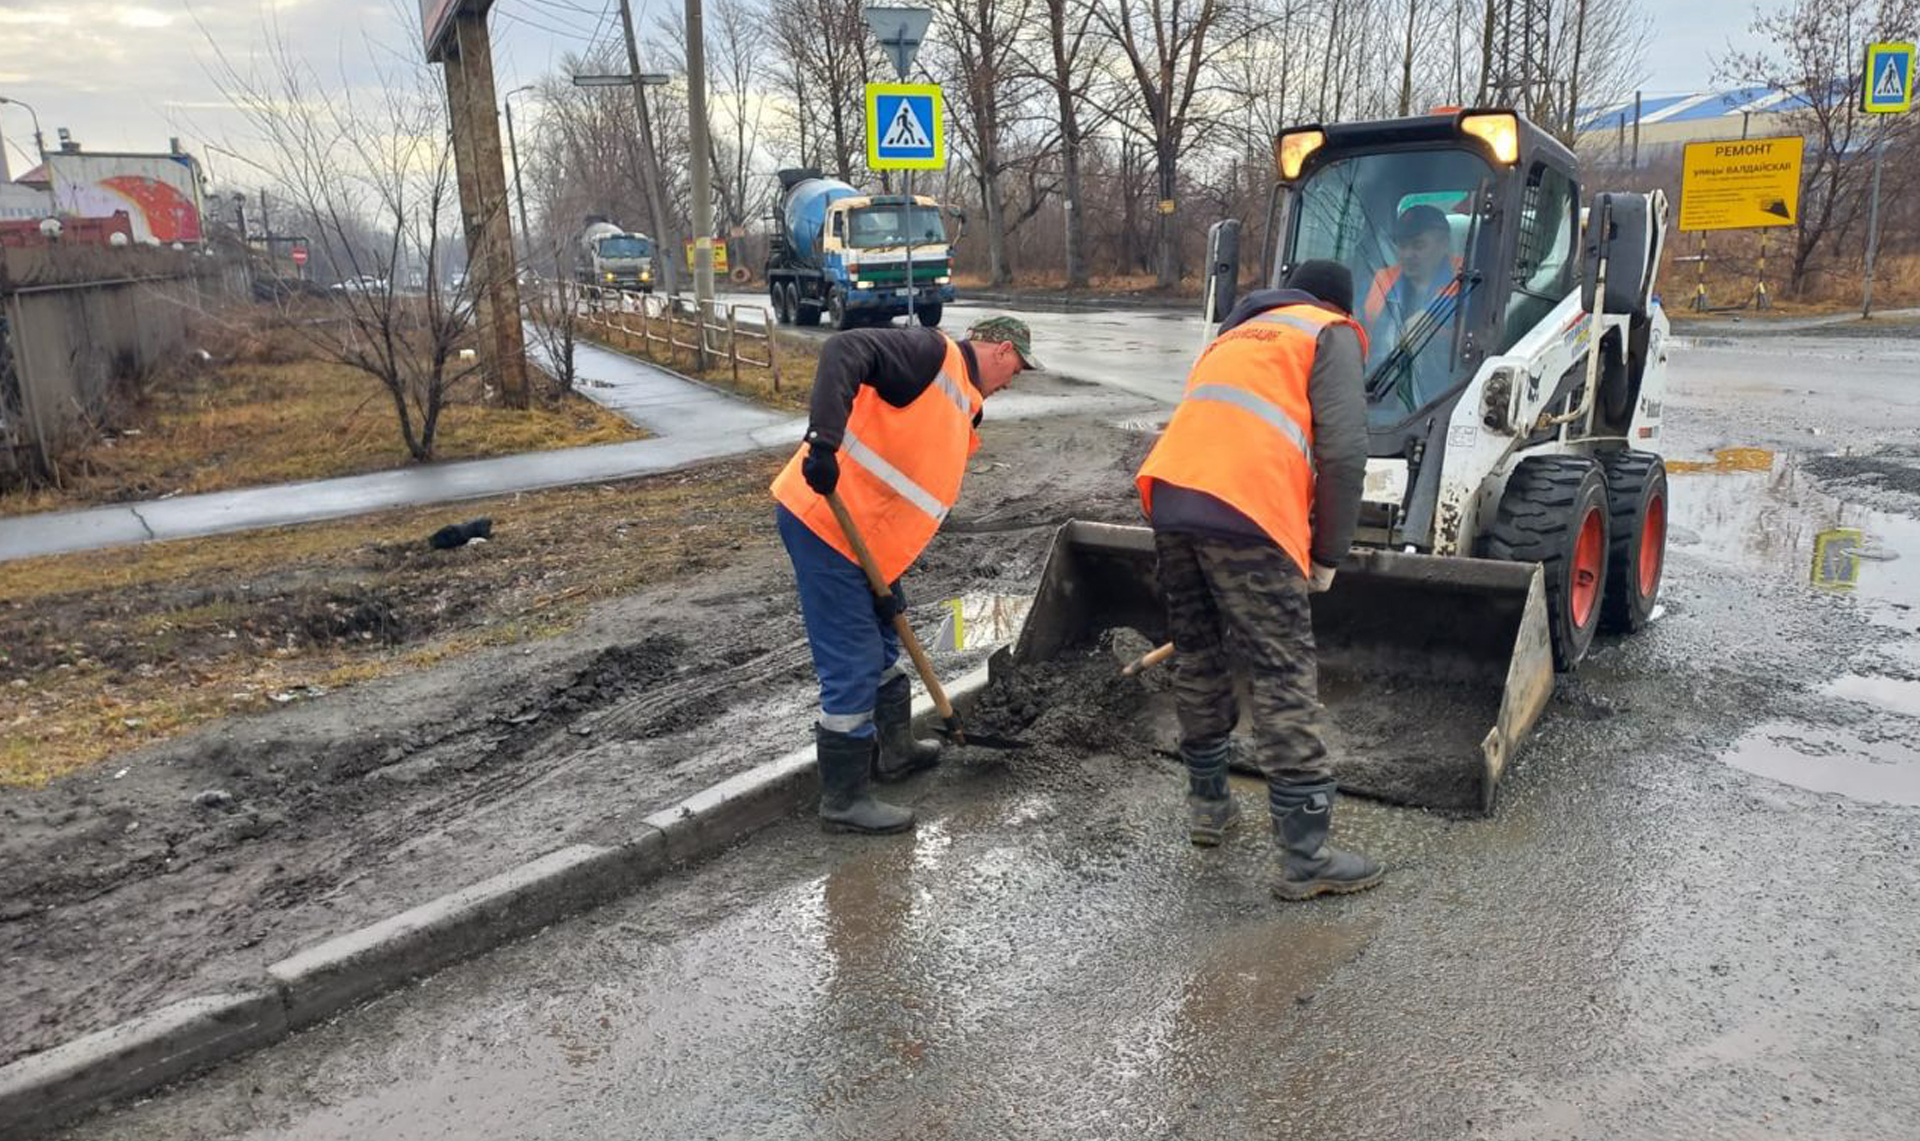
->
[961,629,1496,814]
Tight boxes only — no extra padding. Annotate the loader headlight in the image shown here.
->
[1277,128,1326,181]
[1461,112,1520,165]
[935,275,951,284]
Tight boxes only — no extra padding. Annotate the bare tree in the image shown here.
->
[768,0,879,181]
[1718,0,1920,293]
[1031,0,1108,286]
[524,239,586,395]
[1091,0,1247,287]
[203,25,486,460]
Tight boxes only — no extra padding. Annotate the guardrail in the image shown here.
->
[574,283,783,391]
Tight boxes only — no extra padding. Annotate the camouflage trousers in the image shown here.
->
[1153,531,1332,788]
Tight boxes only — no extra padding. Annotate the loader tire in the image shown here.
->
[1483,456,1611,671]
[1598,450,1667,634]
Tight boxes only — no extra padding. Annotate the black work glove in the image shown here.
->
[802,441,839,495]
[873,582,905,625]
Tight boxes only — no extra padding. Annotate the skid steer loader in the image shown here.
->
[1013,109,1672,813]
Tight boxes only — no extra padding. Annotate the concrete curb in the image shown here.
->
[0,662,996,1137]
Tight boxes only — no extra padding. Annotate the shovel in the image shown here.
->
[824,491,1026,751]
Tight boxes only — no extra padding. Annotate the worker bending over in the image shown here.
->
[772,318,1036,835]
[1136,260,1383,901]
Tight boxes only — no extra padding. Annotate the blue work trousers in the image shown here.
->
[777,505,904,738]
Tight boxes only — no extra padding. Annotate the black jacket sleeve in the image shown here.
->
[804,328,949,449]
[1306,323,1368,568]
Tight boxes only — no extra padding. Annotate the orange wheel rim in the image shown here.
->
[1639,493,1666,598]
[1571,507,1603,628]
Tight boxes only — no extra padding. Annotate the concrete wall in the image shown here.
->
[0,247,240,480]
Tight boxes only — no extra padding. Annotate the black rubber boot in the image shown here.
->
[1182,737,1241,847]
[1270,782,1382,901]
[817,726,914,834]
[873,674,941,783]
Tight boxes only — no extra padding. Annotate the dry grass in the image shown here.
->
[1,316,648,517]
[575,307,817,415]
[1664,246,1920,318]
[0,453,784,787]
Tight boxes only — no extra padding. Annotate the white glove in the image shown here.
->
[1308,563,1338,593]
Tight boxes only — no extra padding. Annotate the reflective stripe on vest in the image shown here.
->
[841,429,950,523]
[769,336,982,583]
[1182,383,1311,461]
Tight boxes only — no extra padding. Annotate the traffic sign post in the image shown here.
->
[1860,43,1914,318]
[862,8,936,323]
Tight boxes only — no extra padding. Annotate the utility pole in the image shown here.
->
[503,86,535,261]
[259,189,272,250]
[617,0,680,295]
[685,0,717,331]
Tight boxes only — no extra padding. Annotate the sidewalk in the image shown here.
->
[0,345,804,564]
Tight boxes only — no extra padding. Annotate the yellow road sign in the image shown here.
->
[1678,136,1804,232]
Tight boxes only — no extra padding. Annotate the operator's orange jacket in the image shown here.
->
[1362,259,1463,322]
[772,336,982,584]
[1135,303,1369,576]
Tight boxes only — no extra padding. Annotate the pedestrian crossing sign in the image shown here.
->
[1863,42,1914,113]
[866,83,944,170]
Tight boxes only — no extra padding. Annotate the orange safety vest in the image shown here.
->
[1135,303,1369,576]
[1363,259,1463,323]
[771,336,982,583]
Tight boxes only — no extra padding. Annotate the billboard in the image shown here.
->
[46,153,204,244]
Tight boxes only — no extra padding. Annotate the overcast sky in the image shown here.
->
[0,0,1770,178]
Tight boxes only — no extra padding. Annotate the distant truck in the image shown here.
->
[576,218,654,293]
[767,169,959,330]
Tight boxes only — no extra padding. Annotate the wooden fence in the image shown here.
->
[573,284,783,390]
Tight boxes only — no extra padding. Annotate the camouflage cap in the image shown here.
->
[966,315,1042,370]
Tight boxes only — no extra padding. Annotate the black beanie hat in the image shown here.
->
[1285,259,1356,316]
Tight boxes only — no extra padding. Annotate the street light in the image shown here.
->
[0,94,47,161]
[502,85,536,256]
[570,73,671,87]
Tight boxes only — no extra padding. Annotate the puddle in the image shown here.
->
[1720,721,1920,806]
[1666,450,1920,616]
[930,593,1033,651]
[1826,674,1920,718]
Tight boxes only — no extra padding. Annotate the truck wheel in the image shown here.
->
[917,303,943,328]
[771,284,791,325]
[828,289,854,330]
[1598,450,1667,634]
[1482,456,1611,671]
[793,285,820,327]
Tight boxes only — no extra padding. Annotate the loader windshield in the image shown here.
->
[848,204,946,248]
[1289,148,1491,426]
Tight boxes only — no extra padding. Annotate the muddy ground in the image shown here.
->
[0,415,1148,1066]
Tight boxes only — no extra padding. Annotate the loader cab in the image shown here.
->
[1269,110,1580,456]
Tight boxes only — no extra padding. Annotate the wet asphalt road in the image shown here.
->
[60,318,1920,1140]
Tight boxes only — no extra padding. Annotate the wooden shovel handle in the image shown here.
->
[1122,641,1176,677]
[823,491,961,735]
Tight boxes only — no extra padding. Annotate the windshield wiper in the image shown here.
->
[1365,270,1475,404]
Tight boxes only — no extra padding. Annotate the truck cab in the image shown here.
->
[769,169,959,330]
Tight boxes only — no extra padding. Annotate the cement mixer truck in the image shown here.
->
[766,169,959,330]
[576,218,655,293]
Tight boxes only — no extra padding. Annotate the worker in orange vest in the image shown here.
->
[772,317,1037,834]
[1135,260,1382,901]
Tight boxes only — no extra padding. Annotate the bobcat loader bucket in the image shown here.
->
[1011,521,1554,813]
